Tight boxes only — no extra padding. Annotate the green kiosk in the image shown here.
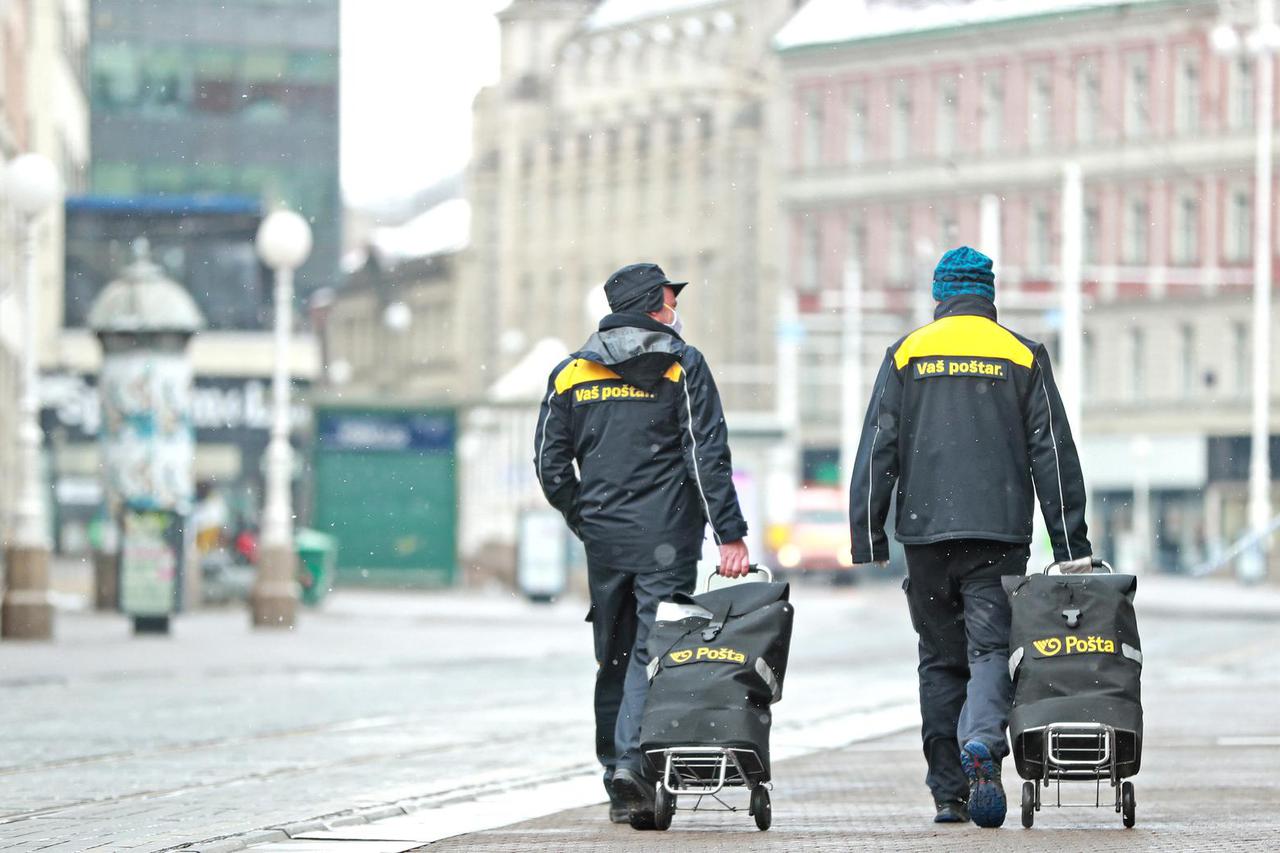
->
[311,407,457,586]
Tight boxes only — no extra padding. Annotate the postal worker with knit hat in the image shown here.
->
[849,246,1092,827]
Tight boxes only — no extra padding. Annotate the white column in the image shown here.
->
[839,261,864,495]
[771,289,802,528]
[261,266,294,549]
[1248,0,1275,560]
[980,193,1002,275]
[1061,162,1085,436]
[11,218,49,550]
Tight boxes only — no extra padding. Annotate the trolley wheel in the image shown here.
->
[1021,781,1036,828]
[750,785,772,831]
[653,787,675,831]
[1121,781,1136,828]
[628,809,657,831]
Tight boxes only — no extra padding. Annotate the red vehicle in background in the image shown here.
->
[767,487,856,584]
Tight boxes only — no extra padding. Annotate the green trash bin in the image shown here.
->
[295,528,338,607]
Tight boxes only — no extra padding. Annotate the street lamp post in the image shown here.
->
[251,209,312,627]
[2,153,62,640]
[1213,1,1279,580]
[838,261,864,496]
[1060,162,1085,440]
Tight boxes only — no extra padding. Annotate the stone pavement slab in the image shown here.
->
[421,690,1279,852]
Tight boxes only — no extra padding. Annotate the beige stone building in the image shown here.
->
[0,0,89,539]
[469,0,797,416]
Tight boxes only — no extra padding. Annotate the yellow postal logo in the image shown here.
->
[668,646,747,665]
[1032,636,1117,657]
[1032,637,1062,656]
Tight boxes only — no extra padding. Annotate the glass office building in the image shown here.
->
[64,195,268,330]
[85,0,340,311]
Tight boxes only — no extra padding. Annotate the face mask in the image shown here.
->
[663,303,683,336]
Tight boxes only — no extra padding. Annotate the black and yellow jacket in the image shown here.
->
[849,295,1091,564]
[534,312,747,570]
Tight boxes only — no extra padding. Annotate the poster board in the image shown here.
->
[119,508,184,616]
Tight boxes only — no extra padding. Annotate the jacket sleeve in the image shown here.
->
[677,350,748,544]
[848,347,903,564]
[533,361,582,538]
[1022,344,1091,562]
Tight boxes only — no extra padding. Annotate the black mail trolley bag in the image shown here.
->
[638,566,793,831]
[1003,559,1143,828]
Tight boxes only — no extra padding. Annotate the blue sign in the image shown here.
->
[317,411,454,453]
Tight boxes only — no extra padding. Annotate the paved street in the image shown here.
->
[0,571,1274,851]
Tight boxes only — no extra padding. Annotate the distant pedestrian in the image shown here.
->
[534,262,750,827]
[848,246,1092,827]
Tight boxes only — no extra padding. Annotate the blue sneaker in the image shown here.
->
[961,740,1006,828]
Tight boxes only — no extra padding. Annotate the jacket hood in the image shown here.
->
[935,294,998,322]
[574,312,684,391]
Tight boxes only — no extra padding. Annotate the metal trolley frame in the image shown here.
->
[1020,722,1136,828]
[643,746,772,831]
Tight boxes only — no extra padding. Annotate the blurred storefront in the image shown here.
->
[41,372,312,557]
[310,406,458,587]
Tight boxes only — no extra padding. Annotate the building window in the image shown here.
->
[1029,203,1052,272]
[1125,53,1150,139]
[1123,195,1149,264]
[1233,320,1250,395]
[846,88,866,164]
[1173,193,1199,265]
[1084,204,1100,265]
[888,212,911,284]
[892,80,913,161]
[1174,48,1200,134]
[1226,187,1251,262]
[1082,331,1095,396]
[1180,323,1196,397]
[803,89,824,167]
[1228,55,1254,129]
[1028,66,1052,150]
[981,72,1004,153]
[1076,60,1101,145]
[1130,326,1145,400]
[800,221,821,292]
[936,77,958,158]
[937,209,957,251]
[848,217,865,279]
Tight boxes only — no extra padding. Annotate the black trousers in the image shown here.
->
[902,538,1028,802]
[587,559,695,779]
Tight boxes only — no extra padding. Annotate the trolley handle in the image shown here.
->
[705,564,772,592]
[1042,558,1113,575]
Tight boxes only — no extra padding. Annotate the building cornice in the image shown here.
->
[784,133,1269,206]
[776,0,1208,59]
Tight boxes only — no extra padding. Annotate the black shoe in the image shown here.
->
[611,767,656,827]
[603,770,630,824]
[934,799,971,824]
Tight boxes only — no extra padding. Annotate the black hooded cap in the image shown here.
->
[604,262,688,313]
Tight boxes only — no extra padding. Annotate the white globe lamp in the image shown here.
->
[7,153,62,216]
[256,209,313,270]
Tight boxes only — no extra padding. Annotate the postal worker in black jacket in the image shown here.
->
[534,262,750,826]
[849,247,1092,828]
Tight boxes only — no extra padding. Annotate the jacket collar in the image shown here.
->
[597,311,683,340]
[576,313,684,391]
[935,295,997,322]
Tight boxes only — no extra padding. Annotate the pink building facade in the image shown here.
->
[778,0,1273,313]
[774,0,1280,572]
